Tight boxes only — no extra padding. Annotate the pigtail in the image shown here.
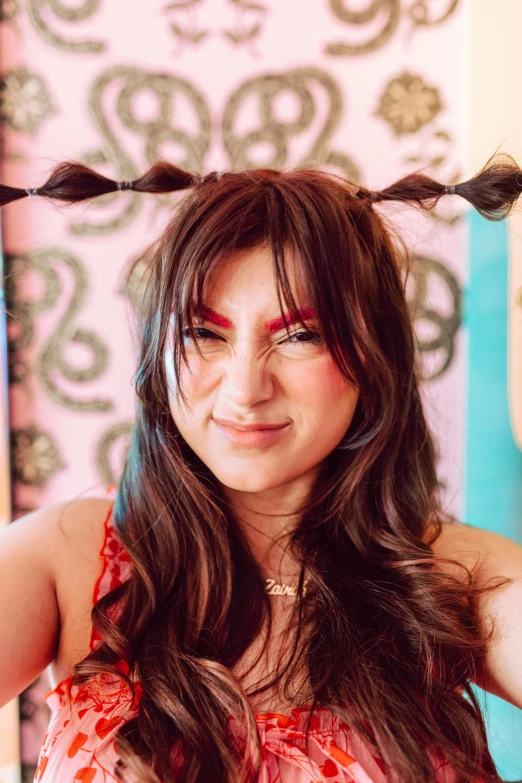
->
[448,152,522,220]
[357,151,522,221]
[0,184,29,207]
[3,151,522,222]
[0,160,202,207]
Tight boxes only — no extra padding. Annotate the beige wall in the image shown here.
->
[467,0,522,449]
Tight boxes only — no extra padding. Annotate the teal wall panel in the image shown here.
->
[464,212,522,780]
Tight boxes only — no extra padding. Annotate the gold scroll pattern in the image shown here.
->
[5,248,112,412]
[95,420,133,488]
[117,244,157,313]
[165,0,268,53]
[223,67,360,182]
[72,66,358,236]
[406,254,462,381]
[407,0,459,27]
[326,0,401,56]
[72,64,212,235]
[26,0,106,53]
[326,0,461,57]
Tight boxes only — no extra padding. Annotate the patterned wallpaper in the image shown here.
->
[0,1,465,778]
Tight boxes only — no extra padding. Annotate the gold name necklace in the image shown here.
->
[265,578,310,597]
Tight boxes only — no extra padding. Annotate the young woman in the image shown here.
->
[1,157,522,783]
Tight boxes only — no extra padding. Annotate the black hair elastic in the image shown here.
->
[116,181,134,191]
[354,188,378,203]
[25,187,39,198]
[445,184,457,195]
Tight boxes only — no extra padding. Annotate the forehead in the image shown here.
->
[201,244,309,310]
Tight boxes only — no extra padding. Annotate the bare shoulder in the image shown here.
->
[0,495,113,702]
[1,495,111,583]
[426,518,522,708]
[19,494,113,624]
[46,496,114,685]
[50,495,113,569]
[50,495,113,611]
[426,518,522,584]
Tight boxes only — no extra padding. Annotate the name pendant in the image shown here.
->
[265,578,309,597]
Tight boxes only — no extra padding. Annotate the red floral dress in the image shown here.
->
[34,490,458,783]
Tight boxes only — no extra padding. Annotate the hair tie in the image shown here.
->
[25,187,39,198]
[354,188,377,203]
[116,181,134,191]
[445,184,457,195]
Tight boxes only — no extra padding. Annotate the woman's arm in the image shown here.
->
[432,522,522,710]
[0,504,61,708]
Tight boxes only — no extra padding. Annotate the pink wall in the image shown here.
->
[0,1,467,775]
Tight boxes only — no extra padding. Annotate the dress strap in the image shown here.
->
[89,490,133,651]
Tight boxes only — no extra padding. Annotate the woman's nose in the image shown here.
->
[219,350,274,408]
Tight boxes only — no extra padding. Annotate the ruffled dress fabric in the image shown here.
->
[34,493,459,783]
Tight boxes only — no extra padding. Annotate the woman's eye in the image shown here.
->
[281,330,323,345]
[182,326,222,342]
[180,326,322,347]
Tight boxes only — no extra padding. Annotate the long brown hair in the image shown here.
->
[5,154,522,782]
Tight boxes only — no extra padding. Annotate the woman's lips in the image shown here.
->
[212,419,290,447]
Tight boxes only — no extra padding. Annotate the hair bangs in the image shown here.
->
[265,175,372,388]
[167,174,331,400]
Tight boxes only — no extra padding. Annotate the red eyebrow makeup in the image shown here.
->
[264,307,317,334]
[201,306,317,333]
[201,308,233,329]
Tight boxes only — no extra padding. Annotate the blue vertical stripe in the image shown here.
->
[464,212,522,780]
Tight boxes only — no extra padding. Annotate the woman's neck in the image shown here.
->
[220,471,317,575]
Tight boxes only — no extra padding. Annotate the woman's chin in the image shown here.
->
[214,470,290,495]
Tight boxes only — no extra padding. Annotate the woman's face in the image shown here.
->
[164,245,359,494]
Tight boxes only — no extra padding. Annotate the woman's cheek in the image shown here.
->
[288,354,352,401]
[180,354,221,396]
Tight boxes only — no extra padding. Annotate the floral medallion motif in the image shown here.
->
[375,71,443,136]
[0,0,19,22]
[0,66,54,133]
[11,425,65,487]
